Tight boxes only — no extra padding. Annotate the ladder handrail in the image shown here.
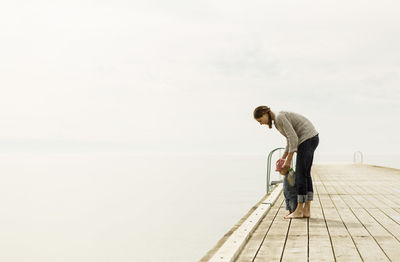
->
[266,148,286,193]
[266,148,297,193]
[353,151,364,164]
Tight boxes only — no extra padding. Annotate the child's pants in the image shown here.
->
[283,174,298,212]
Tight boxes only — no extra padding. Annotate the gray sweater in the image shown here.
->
[273,111,319,153]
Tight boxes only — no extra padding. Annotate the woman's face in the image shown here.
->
[256,114,269,125]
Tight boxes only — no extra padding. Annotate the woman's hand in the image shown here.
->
[276,158,291,175]
[282,161,291,170]
[279,166,290,175]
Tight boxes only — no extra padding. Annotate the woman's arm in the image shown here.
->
[282,151,288,159]
[282,151,295,167]
[280,114,298,153]
[285,152,295,163]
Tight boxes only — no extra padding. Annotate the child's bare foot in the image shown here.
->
[284,210,304,219]
[303,210,310,218]
[284,211,291,218]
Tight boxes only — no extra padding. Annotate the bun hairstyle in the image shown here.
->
[253,105,273,129]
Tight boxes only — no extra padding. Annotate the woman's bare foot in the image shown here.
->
[303,201,311,218]
[285,210,304,219]
[303,205,311,217]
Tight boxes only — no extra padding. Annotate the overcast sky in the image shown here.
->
[1,0,399,156]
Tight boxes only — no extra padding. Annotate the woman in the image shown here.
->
[254,106,320,219]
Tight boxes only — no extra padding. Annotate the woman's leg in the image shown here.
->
[285,135,319,219]
[307,135,319,195]
[303,135,319,217]
[303,153,314,218]
[296,140,312,203]
[285,142,309,218]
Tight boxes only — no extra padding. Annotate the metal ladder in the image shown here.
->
[266,147,296,193]
[353,151,364,164]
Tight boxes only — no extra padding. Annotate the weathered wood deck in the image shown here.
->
[236,163,400,262]
[202,163,400,262]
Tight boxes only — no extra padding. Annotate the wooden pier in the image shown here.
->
[201,163,400,262]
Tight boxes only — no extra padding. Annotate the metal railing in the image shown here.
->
[353,151,364,164]
[266,147,296,193]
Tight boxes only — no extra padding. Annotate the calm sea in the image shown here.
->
[0,152,398,262]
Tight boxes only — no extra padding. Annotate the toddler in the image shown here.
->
[276,158,298,216]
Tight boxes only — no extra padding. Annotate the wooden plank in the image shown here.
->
[281,217,308,262]
[347,194,400,240]
[330,194,347,209]
[337,183,400,260]
[353,194,400,227]
[340,197,391,238]
[357,182,375,195]
[333,206,389,261]
[334,207,369,237]
[319,195,335,209]
[351,236,390,262]
[362,184,383,196]
[351,195,375,209]
[366,208,400,240]
[329,236,362,262]
[253,207,291,262]
[336,181,355,196]
[362,194,388,209]
[340,194,361,209]
[309,207,330,236]
[309,233,335,262]
[373,236,400,260]
[315,182,328,195]
[361,195,400,224]
[318,173,363,262]
[379,208,400,226]
[349,207,400,261]
[348,184,366,195]
[320,207,362,261]
[330,181,347,195]
[309,192,335,262]
[322,207,350,237]
[371,182,396,196]
[324,181,338,195]
[347,183,364,196]
[316,164,400,262]
[235,196,284,262]
[375,194,400,209]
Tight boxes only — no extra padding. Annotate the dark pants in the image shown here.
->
[283,175,297,212]
[295,134,319,203]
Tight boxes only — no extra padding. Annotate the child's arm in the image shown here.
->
[281,152,294,170]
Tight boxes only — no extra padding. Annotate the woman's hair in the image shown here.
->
[253,105,273,129]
